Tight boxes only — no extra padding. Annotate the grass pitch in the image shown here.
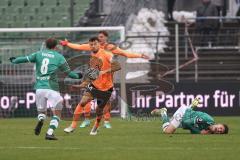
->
[0,117,239,160]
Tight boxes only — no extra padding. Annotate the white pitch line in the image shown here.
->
[0,146,238,151]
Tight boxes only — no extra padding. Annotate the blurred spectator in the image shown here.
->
[196,0,219,46]
[236,5,240,23]
[236,0,240,18]
[236,1,240,49]
[167,0,176,21]
[212,0,227,16]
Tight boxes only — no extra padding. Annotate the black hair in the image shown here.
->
[223,124,229,134]
[45,38,57,49]
[98,30,109,37]
[89,37,99,42]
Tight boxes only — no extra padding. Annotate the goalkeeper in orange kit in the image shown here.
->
[61,31,149,133]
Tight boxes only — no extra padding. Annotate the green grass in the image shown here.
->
[0,117,240,160]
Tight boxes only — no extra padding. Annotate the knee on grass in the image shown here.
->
[162,123,176,134]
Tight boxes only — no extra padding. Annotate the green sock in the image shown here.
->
[47,116,60,135]
[161,113,169,124]
[161,114,170,131]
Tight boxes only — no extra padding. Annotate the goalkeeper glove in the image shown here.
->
[9,57,16,63]
[141,54,150,59]
[60,40,69,46]
[86,68,100,80]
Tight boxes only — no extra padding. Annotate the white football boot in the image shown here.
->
[64,126,75,133]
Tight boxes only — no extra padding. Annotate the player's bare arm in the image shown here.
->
[60,38,149,59]
[112,47,150,59]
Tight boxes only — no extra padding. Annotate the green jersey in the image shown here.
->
[13,49,77,91]
[182,109,215,134]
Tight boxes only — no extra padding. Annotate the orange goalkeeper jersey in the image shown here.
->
[67,42,142,58]
[91,48,114,91]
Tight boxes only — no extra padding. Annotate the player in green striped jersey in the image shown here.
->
[151,98,229,134]
[10,38,82,140]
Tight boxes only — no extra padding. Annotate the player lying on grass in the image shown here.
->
[61,31,149,132]
[10,38,82,140]
[151,98,229,134]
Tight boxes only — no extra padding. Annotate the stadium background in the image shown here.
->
[0,0,239,118]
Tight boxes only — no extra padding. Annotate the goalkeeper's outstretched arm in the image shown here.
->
[60,40,149,59]
[60,40,91,51]
[111,47,149,59]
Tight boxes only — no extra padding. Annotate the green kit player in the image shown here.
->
[9,38,82,140]
[151,98,229,134]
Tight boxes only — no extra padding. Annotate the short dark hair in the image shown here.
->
[223,124,229,134]
[89,37,99,42]
[45,38,57,49]
[98,30,108,37]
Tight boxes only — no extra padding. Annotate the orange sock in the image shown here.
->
[104,112,111,121]
[103,103,111,121]
[71,103,83,128]
[94,116,102,128]
[84,102,91,119]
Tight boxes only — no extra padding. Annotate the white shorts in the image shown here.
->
[170,105,191,128]
[36,89,63,112]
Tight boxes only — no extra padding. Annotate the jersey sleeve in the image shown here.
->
[67,43,91,51]
[26,52,37,62]
[12,52,38,64]
[195,114,215,126]
[111,47,142,58]
[182,119,201,134]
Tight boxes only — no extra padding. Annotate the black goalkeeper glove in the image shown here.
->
[9,57,16,63]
